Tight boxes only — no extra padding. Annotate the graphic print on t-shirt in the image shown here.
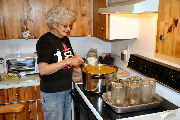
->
[54,43,73,63]
[54,49,62,62]
[62,43,73,59]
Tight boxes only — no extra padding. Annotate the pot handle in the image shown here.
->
[91,74,106,79]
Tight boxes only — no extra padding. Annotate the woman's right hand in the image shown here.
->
[65,56,84,67]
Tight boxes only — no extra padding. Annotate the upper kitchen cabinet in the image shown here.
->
[0,0,33,39]
[93,0,108,39]
[0,0,92,39]
[62,0,92,36]
[93,0,143,40]
[98,0,159,14]
[29,0,61,39]
[156,0,180,63]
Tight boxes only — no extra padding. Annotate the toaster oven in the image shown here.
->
[5,53,39,75]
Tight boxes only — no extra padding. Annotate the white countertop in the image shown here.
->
[121,109,180,120]
[0,74,40,89]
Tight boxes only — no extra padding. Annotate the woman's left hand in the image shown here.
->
[72,66,82,82]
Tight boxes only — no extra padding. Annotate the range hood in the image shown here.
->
[98,0,159,14]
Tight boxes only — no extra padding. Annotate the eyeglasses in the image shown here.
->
[60,24,73,29]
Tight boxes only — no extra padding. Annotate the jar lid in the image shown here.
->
[119,78,131,82]
[130,76,142,81]
[112,82,124,88]
[132,79,143,84]
[143,77,156,83]
[128,83,140,88]
[141,82,153,87]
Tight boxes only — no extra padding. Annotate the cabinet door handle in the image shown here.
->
[160,35,164,40]
[15,93,19,97]
[28,109,32,113]
[101,27,105,30]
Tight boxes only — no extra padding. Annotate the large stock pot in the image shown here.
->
[82,64,118,94]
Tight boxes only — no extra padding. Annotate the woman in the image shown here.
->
[36,5,84,120]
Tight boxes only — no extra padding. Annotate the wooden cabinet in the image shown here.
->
[30,0,92,37]
[37,100,44,120]
[62,0,92,36]
[156,0,180,62]
[93,0,139,40]
[0,0,92,39]
[0,86,36,104]
[93,0,108,40]
[0,86,43,120]
[1,101,37,120]
[36,86,41,99]
[0,0,33,39]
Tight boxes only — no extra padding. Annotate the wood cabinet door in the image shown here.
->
[93,0,108,39]
[37,100,44,120]
[64,0,92,36]
[29,0,62,38]
[0,0,33,39]
[30,0,92,37]
[0,89,5,104]
[15,101,37,120]
[36,86,41,99]
[0,86,36,104]
[156,0,180,59]
[0,0,92,39]
[0,101,37,120]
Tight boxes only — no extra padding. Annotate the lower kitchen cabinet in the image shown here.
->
[0,86,44,120]
[0,101,37,120]
[37,100,44,120]
[0,86,36,104]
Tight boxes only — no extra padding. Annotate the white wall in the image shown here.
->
[69,36,111,57]
[111,13,180,68]
[0,36,111,58]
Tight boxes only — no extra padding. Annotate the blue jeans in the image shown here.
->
[40,89,72,120]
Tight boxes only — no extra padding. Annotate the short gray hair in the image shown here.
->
[47,5,75,29]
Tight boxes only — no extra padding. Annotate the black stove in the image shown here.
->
[72,54,180,120]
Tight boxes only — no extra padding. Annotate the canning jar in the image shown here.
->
[141,82,153,104]
[143,77,156,97]
[106,80,116,100]
[127,83,141,105]
[111,82,126,106]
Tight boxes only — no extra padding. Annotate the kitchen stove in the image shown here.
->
[72,54,180,120]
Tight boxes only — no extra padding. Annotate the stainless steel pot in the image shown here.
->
[82,64,118,93]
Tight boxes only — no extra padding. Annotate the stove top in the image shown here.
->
[76,84,178,120]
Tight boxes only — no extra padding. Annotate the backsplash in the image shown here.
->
[0,36,111,58]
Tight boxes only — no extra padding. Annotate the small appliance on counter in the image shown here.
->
[5,53,39,75]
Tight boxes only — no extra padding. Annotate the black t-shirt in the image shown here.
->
[36,32,74,93]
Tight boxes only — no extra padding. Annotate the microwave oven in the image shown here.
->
[5,53,39,75]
